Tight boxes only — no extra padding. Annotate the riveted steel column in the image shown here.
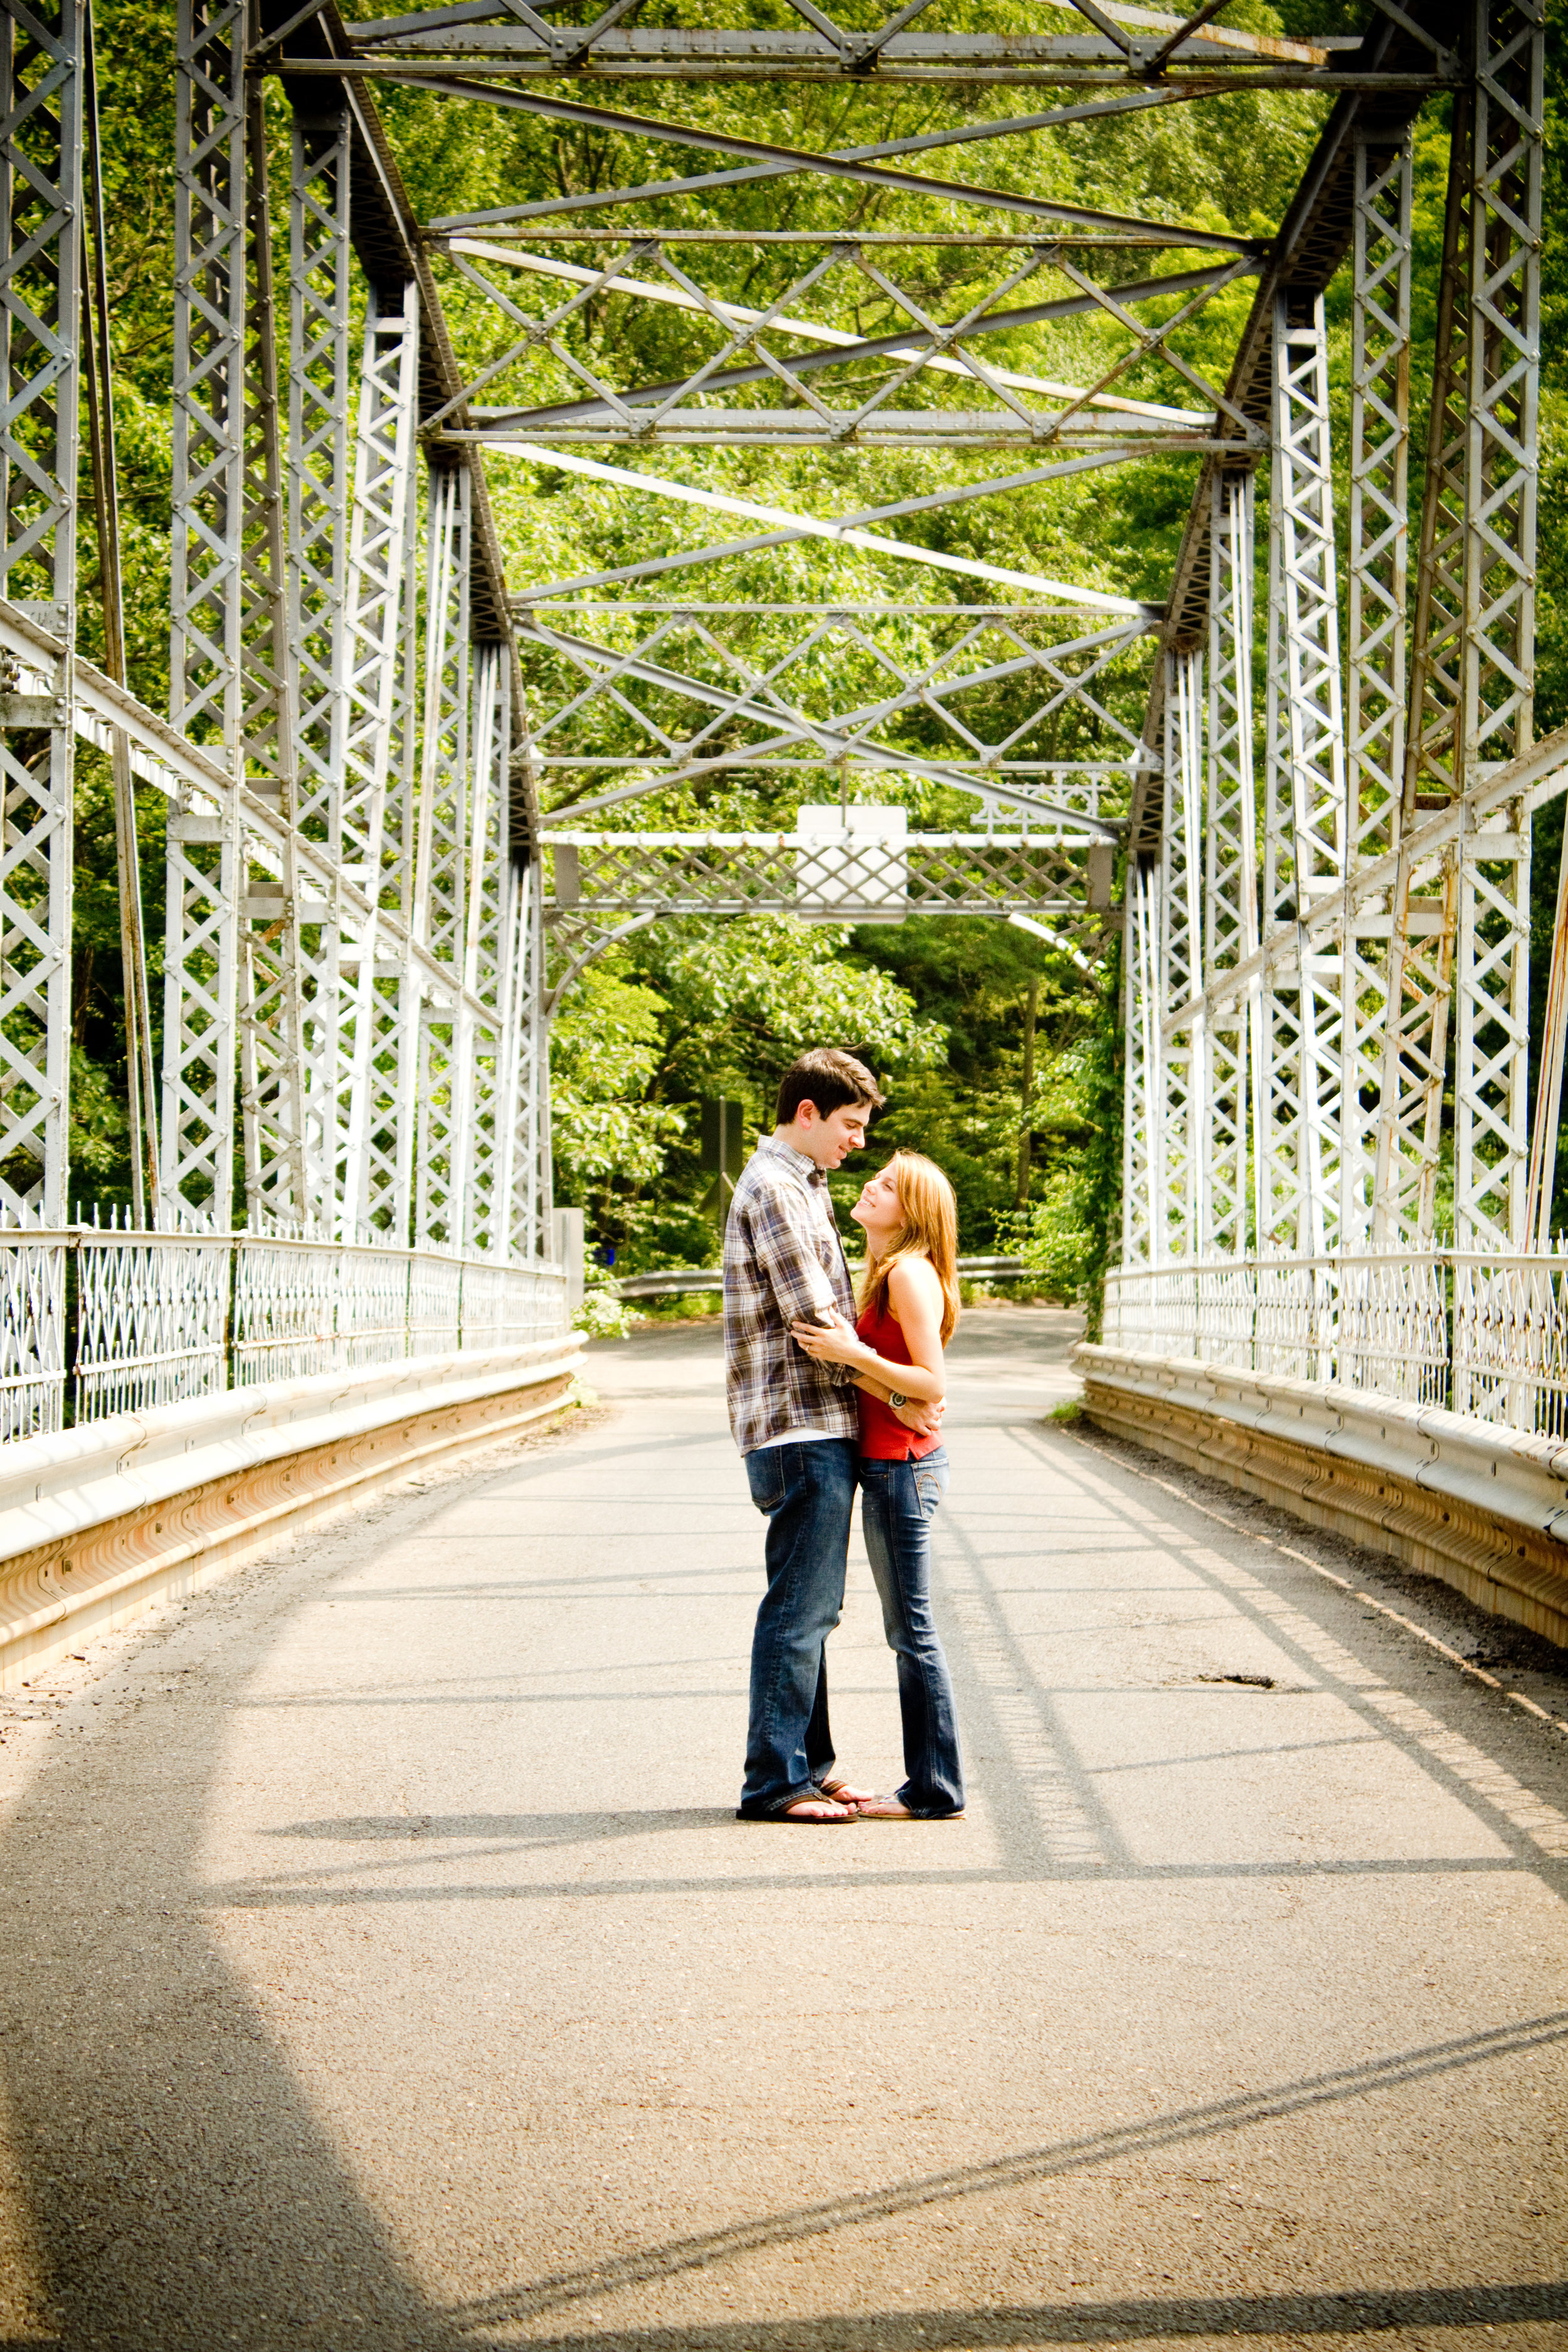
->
[235,80,310,1228]
[1160,647,1203,1261]
[1268,291,1348,1255]
[1205,470,1258,1258]
[1453,0,1542,1251]
[287,102,352,1232]
[1121,850,1158,1269]
[165,0,241,1226]
[0,0,80,1224]
[341,279,420,1242]
[413,457,470,1252]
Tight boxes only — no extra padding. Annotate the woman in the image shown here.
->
[792,1151,965,1820]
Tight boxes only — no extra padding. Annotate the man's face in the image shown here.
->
[798,1099,870,1169]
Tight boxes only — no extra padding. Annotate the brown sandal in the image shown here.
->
[856,1795,965,1819]
[776,1793,857,1823]
[818,1775,877,1805]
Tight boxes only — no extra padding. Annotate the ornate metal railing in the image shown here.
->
[1103,1254,1568,1436]
[0,1227,570,1441]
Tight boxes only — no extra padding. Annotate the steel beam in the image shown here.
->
[340,280,420,1243]
[1348,125,1412,862]
[166,0,245,1227]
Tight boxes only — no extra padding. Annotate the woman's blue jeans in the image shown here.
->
[858,1448,965,1817]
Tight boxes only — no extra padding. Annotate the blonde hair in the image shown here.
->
[856,1151,960,1345]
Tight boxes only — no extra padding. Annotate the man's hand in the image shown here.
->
[895,1394,944,1438]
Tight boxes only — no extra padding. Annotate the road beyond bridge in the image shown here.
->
[1,1309,1565,2349]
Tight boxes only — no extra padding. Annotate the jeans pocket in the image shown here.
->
[913,1459,948,1521]
[745,1449,786,1515]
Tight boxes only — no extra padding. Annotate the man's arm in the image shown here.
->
[746,1180,856,1380]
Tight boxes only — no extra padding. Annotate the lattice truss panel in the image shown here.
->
[1268,290,1350,1256]
[164,0,244,1226]
[519,601,1153,819]
[340,282,421,1239]
[1449,0,1541,1253]
[1121,854,1158,1273]
[160,1,528,1254]
[431,227,1261,452]
[547,825,1108,923]
[1121,0,1546,1276]
[1373,0,1542,1254]
[1202,470,1258,1259]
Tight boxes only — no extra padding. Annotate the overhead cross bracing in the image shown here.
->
[0,0,1545,1311]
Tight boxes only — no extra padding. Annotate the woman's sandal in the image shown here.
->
[776,1793,858,1823]
[855,1794,965,1819]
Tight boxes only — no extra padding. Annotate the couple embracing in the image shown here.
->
[723,1047,966,1824]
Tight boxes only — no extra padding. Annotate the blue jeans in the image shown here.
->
[859,1448,965,1817]
[739,1439,858,1816]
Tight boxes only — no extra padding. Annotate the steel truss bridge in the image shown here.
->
[0,0,1559,1527]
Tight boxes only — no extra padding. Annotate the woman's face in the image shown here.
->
[850,1161,904,1249]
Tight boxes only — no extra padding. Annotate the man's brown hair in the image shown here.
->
[775,1048,884,1126]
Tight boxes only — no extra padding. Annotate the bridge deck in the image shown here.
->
[1,1310,1565,2348]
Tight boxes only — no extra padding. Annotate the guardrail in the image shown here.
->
[1103,1252,1568,1440]
[0,1227,569,1443]
[617,1254,1031,1301]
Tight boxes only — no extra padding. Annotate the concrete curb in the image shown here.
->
[1074,1342,1568,1650]
[0,1337,586,1688]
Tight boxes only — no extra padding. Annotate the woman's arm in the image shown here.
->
[881,1257,946,1398]
[790,1259,946,1401]
[853,1369,945,1438]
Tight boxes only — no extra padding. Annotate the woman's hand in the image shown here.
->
[790,1306,866,1367]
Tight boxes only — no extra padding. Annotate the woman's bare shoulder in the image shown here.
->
[887,1253,943,1308]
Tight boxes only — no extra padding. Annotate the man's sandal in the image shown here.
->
[818,1775,877,1806]
[776,1793,857,1823]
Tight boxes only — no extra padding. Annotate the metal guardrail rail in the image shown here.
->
[1103,1252,1568,1440]
[0,1226,569,1443]
[617,1254,1032,1300]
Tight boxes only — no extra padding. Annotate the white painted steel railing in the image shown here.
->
[616,1253,1031,1301]
[0,1229,570,1441]
[1103,1253,1568,1436]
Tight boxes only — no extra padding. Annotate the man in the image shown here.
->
[724,1047,942,1823]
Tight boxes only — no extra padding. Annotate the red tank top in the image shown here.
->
[856,1294,941,1460]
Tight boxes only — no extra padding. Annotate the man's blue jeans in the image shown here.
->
[858,1448,965,1816]
[738,1438,858,1816]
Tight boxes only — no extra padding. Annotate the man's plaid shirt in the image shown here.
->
[723,1134,859,1454]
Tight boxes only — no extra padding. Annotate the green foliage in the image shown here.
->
[573,1259,642,1340]
[554,914,945,1261]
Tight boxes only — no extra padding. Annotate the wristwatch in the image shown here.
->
[887,1389,909,1409]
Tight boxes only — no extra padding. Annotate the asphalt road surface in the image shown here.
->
[1,1305,1566,2351]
